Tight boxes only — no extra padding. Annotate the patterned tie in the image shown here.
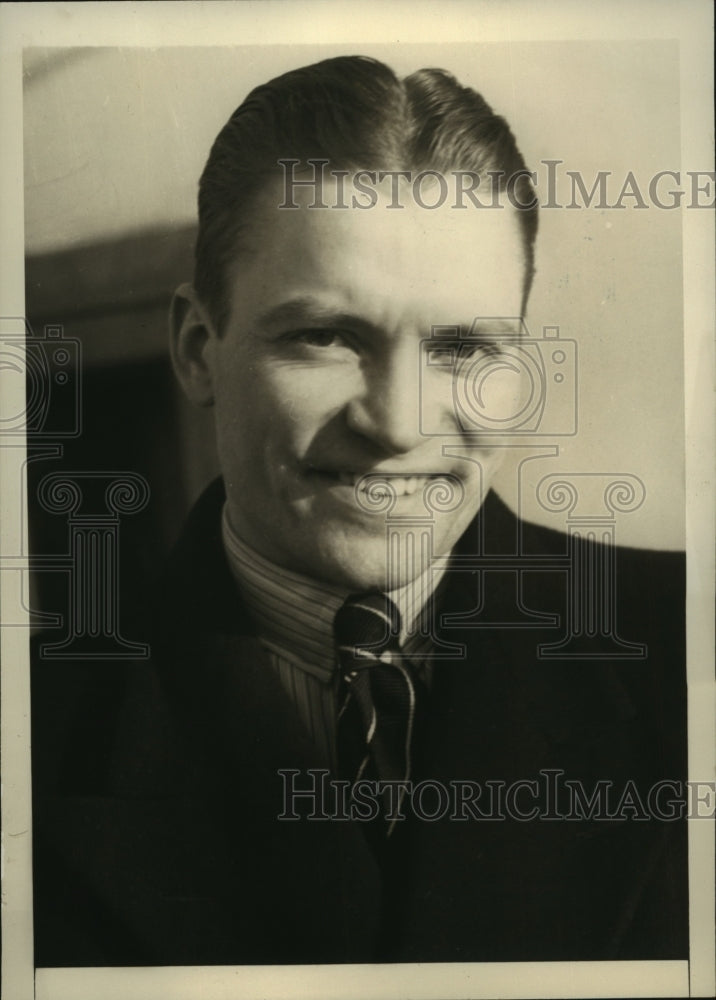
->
[334,592,421,837]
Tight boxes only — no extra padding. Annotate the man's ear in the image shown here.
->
[169,283,217,407]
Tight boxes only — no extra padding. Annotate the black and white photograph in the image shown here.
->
[1,3,714,999]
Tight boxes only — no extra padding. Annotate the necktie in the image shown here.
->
[334,592,422,837]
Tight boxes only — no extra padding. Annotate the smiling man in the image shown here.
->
[32,55,688,967]
[171,180,525,591]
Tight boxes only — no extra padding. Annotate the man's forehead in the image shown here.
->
[251,171,522,228]
[228,174,527,320]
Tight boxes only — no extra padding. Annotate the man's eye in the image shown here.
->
[426,346,457,365]
[292,329,349,349]
[459,341,503,359]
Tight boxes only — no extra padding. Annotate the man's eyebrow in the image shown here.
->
[255,297,379,335]
[463,318,523,337]
[428,319,522,341]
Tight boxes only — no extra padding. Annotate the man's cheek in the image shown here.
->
[271,366,356,411]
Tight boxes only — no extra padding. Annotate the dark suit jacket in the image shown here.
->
[32,478,688,966]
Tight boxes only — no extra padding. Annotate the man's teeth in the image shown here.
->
[336,472,433,496]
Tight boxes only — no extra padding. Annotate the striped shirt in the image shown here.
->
[221,506,446,769]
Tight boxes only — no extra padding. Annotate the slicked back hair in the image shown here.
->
[195,55,538,333]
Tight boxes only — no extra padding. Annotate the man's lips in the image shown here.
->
[308,469,448,497]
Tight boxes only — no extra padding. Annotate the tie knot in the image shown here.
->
[334,592,402,658]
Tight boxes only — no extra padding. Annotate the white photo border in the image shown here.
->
[1,3,713,999]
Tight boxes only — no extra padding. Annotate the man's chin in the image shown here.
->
[307,534,446,594]
[319,565,423,594]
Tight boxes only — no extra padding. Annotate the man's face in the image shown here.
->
[207,178,526,590]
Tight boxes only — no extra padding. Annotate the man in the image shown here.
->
[32,55,687,966]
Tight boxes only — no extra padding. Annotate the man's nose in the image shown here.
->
[345,348,426,455]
